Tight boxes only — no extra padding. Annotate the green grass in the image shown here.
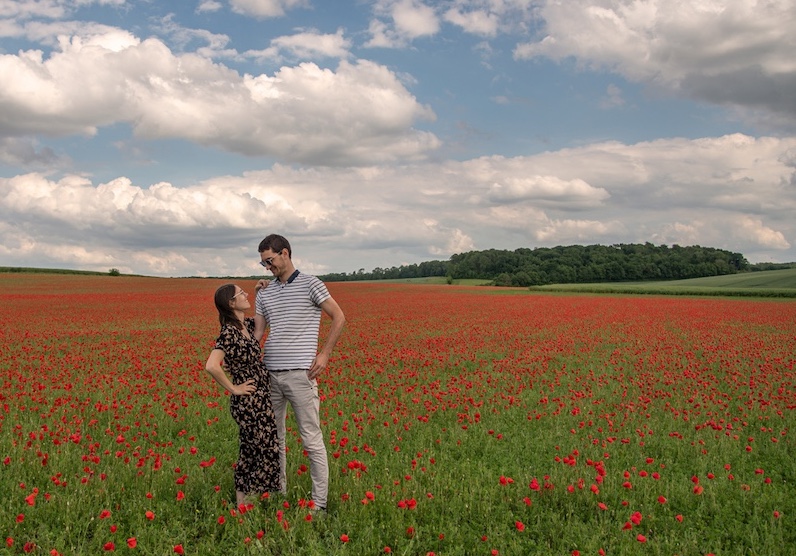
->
[531,268,796,297]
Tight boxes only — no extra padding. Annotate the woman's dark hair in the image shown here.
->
[258,234,292,258]
[214,283,243,330]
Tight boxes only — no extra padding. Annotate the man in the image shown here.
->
[253,234,345,513]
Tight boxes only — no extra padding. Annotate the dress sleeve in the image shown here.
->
[214,325,234,353]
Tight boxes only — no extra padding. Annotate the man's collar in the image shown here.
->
[284,269,300,284]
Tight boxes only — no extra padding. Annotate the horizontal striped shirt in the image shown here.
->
[255,271,331,371]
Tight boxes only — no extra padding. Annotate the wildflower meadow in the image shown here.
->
[1,274,794,555]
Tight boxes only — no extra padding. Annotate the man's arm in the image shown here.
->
[254,313,267,343]
[308,296,345,380]
[252,279,270,342]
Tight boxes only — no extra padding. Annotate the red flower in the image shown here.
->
[515,521,525,532]
[173,545,184,555]
[103,541,115,551]
[340,534,349,543]
[127,538,137,548]
[145,510,155,521]
[99,509,111,519]
[637,534,647,543]
[675,515,684,522]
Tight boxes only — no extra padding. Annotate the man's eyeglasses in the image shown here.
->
[259,257,275,268]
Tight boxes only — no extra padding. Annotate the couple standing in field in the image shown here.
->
[204,234,346,511]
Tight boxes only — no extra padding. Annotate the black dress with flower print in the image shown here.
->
[214,317,280,495]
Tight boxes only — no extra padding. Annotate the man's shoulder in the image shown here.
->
[295,271,321,282]
[294,272,328,289]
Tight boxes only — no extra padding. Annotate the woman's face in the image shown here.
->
[229,286,251,311]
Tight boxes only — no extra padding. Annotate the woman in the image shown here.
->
[205,284,280,506]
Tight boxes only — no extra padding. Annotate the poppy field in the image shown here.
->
[1,274,795,555]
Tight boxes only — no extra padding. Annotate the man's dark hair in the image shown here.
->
[258,234,292,258]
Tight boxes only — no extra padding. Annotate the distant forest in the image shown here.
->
[320,243,795,286]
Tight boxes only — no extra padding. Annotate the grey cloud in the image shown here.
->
[682,67,796,129]
[0,137,63,166]
[514,0,796,128]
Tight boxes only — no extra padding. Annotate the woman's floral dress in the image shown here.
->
[214,317,280,495]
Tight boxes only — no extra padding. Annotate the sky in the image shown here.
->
[1,0,795,278]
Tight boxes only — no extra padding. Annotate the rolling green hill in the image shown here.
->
[530,268,796,297]
[645,268,796,289]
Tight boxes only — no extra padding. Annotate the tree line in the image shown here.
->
[319,243,777,286]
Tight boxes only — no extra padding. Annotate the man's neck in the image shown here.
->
[278,264,297,283]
